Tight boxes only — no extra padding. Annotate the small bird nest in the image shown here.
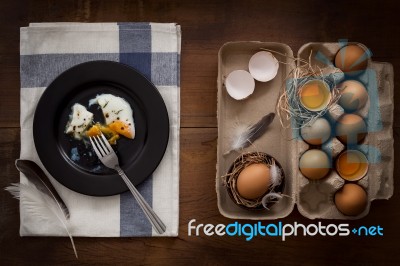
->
[260,48,344,129]
[222,152,285,210]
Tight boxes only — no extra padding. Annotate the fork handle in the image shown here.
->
[115,166,166,234]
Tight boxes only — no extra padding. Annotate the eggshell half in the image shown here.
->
[248,51,279,82]
[299,80,331,112]
[336,150,369,181]
[225,70,255,100]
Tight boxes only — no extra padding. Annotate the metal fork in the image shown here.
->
[89,133,166,234]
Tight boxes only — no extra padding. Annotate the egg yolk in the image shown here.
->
[300,80,331,111]
[300,83,325,108]
[86,119,134,145]
[107,134,120,145]
[86,124,102,137]
[336,152,368,181]
[108,120,134,139]
[338,154,360,176]
[86,123,120,145]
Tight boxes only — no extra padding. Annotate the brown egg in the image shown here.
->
[335,114,367,145]
[300,117,332,145]
[338,80,369,112]
[334,44,368,73]
[299,149,331,180]
[236,163,271,200]
[334,183,368,216]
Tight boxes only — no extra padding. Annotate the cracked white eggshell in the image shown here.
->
[225,70,255,100]
[248,51,279,82]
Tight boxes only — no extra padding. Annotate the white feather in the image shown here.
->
[5,183,78,258]
[270,163,283,188]
[231,123,251,151]
[261,192,283,209]
[224,122,261,155]
[224,113,275,155]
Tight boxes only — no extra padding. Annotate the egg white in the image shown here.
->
[65,103,94,140]
[89,94,135,139]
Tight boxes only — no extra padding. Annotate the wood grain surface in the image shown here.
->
[1,0,400,265]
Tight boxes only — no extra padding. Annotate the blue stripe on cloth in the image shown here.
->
[118,23,151,53]
[118,23,153,236]
[151,53,179,86]
[120,175,154,236]
[119,53,152,81]
[120,52,180,86]
[177,54,181,87]
[20,54,119,88]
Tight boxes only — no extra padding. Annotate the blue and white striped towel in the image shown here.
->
[19,22,180,237]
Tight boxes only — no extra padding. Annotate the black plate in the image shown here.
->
[33,61,169,196]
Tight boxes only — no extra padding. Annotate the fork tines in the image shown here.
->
[89,133,114,157]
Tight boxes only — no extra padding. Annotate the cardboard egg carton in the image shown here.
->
[216,42,394,220]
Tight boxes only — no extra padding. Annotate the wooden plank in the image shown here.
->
[1,127,400,264]
[1,0,400,128]
[1,0,400,264]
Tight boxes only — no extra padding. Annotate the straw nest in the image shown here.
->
[260,48,344,129]
[222,152,285,210]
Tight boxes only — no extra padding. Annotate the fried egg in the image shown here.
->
[89,94,135,139]
[65,103,94,140]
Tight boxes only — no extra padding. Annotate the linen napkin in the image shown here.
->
[19,22,180,237]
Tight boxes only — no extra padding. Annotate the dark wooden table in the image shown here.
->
[1,0,399,265]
